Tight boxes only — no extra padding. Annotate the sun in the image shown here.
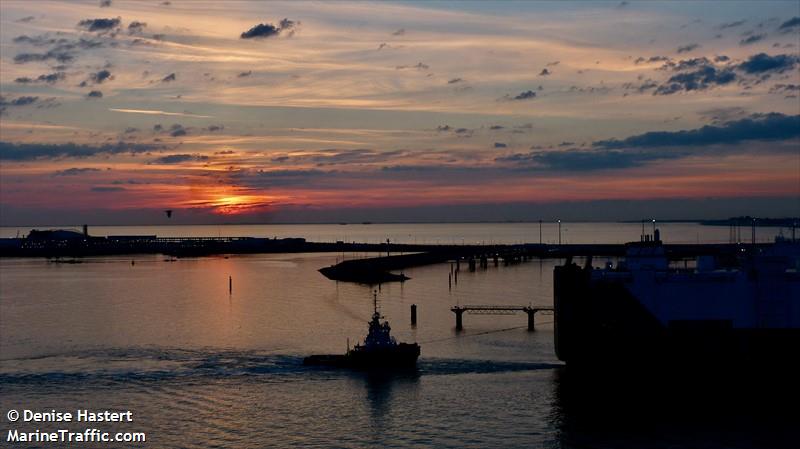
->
[182,186,274,215]
[210,194,272,215]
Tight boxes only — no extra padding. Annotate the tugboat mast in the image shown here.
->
[373,290,381,319]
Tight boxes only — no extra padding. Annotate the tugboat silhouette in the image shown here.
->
[304,291,420,369]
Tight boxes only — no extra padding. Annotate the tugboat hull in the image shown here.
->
[304,344,420,369]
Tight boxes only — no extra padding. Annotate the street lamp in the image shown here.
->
[558,219,562,245]
[539,219,542,245]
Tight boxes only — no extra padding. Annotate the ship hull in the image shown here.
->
[554,263,800,368]
[303,343,420,370]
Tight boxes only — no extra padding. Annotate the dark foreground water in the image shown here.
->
[1,228,798,448]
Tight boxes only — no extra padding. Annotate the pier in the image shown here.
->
[450,305,554,331]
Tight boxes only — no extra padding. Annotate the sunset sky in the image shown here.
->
[1,0,798,225]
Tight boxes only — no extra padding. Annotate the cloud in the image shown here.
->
[594,113,800,149]
[494,142,507,148]
[168,124,187,137]
[150,154,208,164]
[91,186,125,192]
[634,55,671,65]
[512,90,537,100]
[15,72,66,84]
[498,149,678,171]
[84,69,112,85]
[241,23,279,39]
[305,148,406,165]
[740,33,766,45]
[769,84,800,94]
[14,49,74,64]
[0,141,157,161]
[0,96,39,106]
[237,70,253,78]
[622,79,658,93]
[496,113,799,172]
[87,90,103,98]
[539,68,551,76]
[778,17,800,30]
[231,168,330,188]
[161,73,176,82]
[12,35,105,66]
[13,35,54,46]
[697,106,749,124]
[392,28,405,36]
[77,17,121,32]
[128,21,147,34]
[447,78,463,84]
[99,0,112,7]
[718,20,746,29]
[54,167,102,176]
[206,125,224,132]
[664,56,711,71]
[240,19,297,39]
[654,66,735,95]
[16,16,35,23]
[396,62,429,70]
[676,43,700,53]
[736,53,798,74]
[489,125,504,130]
[279,18,297,32]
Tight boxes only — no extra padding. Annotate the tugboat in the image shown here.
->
[304,292,420,369]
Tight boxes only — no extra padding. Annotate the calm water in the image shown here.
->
[1,223,797,448]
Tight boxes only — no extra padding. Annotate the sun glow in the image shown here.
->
[181,187,275,215]
[211,195,273,215]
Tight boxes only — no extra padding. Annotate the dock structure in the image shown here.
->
[450,305,554,331]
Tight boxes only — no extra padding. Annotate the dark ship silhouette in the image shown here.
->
[554,231,800,367]
[304,292,420,369]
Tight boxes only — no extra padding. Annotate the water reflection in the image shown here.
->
[361,370,420,423]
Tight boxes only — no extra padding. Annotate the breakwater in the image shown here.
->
[0,234,432,258]
[318,242,766,283]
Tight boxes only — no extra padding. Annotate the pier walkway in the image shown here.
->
[450,305,554,331]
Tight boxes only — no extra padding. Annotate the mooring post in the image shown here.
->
[525,308,535,331]
[448,272,452,290]
[452,307,464,330]
[229,275,232,294]
[468,258,476,272]
[411,304,417,326]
